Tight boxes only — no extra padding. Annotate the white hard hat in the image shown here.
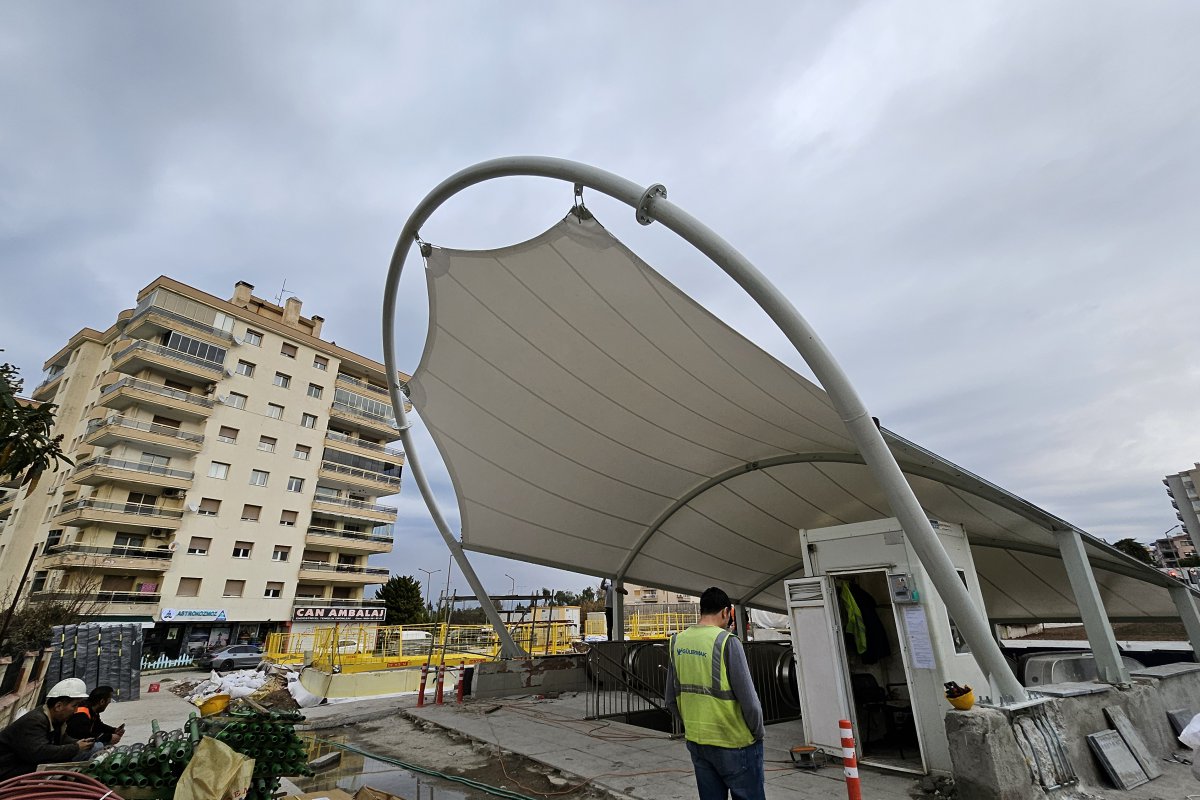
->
[46,678,89,699]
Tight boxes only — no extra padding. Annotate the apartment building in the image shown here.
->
[1150,532,1198,569]
[0,277,405,656]
[1164,464,1200,564]
[624,583,696,605]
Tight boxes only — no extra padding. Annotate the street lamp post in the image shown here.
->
[505,573,516,597]
[418,567,441,619]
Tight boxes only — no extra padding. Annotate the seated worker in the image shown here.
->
[0,678,95,780]
[66,686,124,753]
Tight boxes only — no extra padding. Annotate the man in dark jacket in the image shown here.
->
[66,686,124,747]
[0,678,95,780]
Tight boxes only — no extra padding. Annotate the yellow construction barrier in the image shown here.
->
[626,610,698,640]
[265,620,580,674]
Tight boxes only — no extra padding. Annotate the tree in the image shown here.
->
[1178,556,1200,568]
[374,576,429,625]
[1112,538,1154,564]
[0,358,72,493]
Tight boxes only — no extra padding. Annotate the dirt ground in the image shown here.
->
[316,711,622,800]
[1016,622,1187,641]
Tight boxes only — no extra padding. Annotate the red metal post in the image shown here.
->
[417,666,429,707]
[435,665,446,705]
[840,719,862,800]
[455,667,466,703]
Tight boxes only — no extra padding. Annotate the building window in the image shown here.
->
[300,413,317,429]
[187,536,211,555]
[266,403,284,420]
[217,426,239,444]
[294,445,311,460]
[274,372,291,389]
[30,571,48,594]
[286,476,304,493]
[240,504,261,522]
[280,510,298,526]
[140,452,170,468]
[257,436,277,453]
[165,332,227,366]
[264,582,283,598]
[178,577,201,597]
[272,546,290,562]
[208,461,230,480]
[232,540,253,557]
[313,356,328,371]
[223,579,245,598]
[197,498,221,516]
[249,470,269,487]
[307,383,323,399]
[281,343,298,359]
[226,392,248,410]
[236,360,255,377]
[244,330,263,346]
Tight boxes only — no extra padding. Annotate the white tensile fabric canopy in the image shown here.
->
[406,211,1183,622]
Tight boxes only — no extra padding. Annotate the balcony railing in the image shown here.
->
[100,376,215,409]
[319,461,402,489]
[291,598,385,608]
[74,456,194,481]
[45,543,175,561]
[311,495,397,515]
[112,340,224,375]
[299,561,389,577]
[31,590,161,605]
[129,303,235,342]
[32,370,66,397]
[58,498,184,520]
[306,526,393,545]
[330,401,397,429]
[325,430,404,459]
[335,373,391,397]
[86,415,205,445]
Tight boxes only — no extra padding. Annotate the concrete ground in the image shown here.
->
[108,670,210,744]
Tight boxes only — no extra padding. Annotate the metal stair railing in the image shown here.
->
[584,642,679,735]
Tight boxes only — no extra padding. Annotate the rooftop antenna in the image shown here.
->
[274,279,299,306]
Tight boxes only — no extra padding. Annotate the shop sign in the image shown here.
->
[160,608,227,622]
[292,606,387,621]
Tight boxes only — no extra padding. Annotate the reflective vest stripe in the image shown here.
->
[711,630,729,687]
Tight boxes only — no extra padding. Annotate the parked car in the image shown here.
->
[195,644,264,671]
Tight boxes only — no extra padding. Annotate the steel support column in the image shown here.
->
[613,581,625,641]
[1169,585,1200,660]
[1054,530,1129,684]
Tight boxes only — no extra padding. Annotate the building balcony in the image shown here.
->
[39,543,174,573]
[54,498,184,531]
[335,373,392,399]
[305,526,393,554]
[110,339,225,385]
[0,494,14,520]
[317,460,402,494]
[328,401,399,439]
[297,560,390,584]
[310,495,397,524]
[125,304,235,347]
[29,589,161,617]
[31,371,65,401]
[84,415,204,456]
[99,376,215,421]
[71,456,194,492]
[324,430,405,461]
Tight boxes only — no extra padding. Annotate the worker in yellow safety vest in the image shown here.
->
[665,587,765,800]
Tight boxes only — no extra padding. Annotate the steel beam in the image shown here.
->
[1169,585,1200,660]
[1054,530,1130,684]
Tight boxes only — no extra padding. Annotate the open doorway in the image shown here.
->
[833,570,925,773]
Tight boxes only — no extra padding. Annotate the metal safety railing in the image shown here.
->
[584,641,679,734]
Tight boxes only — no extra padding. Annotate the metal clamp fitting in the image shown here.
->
[636,183,667,226]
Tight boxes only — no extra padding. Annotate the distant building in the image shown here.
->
[1163,464,1200,564]
[624,583,696,605]
[1150,532,1197,568]
[0,277,405,655]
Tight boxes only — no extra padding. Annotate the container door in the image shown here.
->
[786,578,852,752]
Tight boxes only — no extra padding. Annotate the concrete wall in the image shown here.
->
[472,655,586,699]
[945,668,1200,798]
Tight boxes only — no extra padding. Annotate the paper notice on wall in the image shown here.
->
[903,605,937,669]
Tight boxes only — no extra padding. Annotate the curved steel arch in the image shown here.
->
[381,156,1025,695]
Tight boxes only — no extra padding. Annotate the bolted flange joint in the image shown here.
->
[636,183,667,226]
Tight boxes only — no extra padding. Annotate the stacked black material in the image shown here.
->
[47,624,142,701]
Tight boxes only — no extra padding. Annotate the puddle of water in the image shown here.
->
[292,734,472,800]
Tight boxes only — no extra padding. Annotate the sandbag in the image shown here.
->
[174,736,254,800]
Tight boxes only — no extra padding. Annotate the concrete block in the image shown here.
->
[944,708,1037,800]
[472,654,586,699]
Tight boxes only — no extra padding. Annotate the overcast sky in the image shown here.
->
[3,2,1198,602]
